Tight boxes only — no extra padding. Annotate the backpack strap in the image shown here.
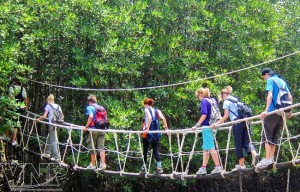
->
[226,98,239,118]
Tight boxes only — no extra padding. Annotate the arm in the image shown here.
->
[261,91,272,118]
[84,113,93,131]
[214,109,229,127]
[35,110,49,122]
[192,114,207,130]
[158,110,168,129]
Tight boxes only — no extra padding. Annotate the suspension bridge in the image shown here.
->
[1,104,300,181]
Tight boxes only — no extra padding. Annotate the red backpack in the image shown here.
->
[92,104,109,129]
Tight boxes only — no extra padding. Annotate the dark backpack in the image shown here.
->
[146,108,161,143]
[227,97,252,119]
[12,85,25,103]
[49,104,64,124]
[93,104,109,129]
[204,98,221,125]
[272,78,292,114]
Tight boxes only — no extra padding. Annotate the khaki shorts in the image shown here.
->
[86,131,105,153]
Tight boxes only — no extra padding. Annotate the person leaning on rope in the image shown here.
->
[9,78,28,146]
[83,95,107,170]
[140,98,169,175]
[192,88,222,175]
[257,68,293,168]
[35,94,61,162]
[212,86,260,172]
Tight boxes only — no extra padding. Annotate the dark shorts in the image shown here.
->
[263,114,283,145]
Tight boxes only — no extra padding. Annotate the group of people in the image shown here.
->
[8,67,293,175]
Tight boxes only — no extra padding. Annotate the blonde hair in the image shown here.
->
[195,88,210,98]
[218,86,233,101]
[47,94,55,103]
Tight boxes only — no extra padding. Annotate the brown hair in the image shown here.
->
[87,95,97,103]
[144,98,154,106]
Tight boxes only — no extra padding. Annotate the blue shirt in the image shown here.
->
[266,75,290,112]
[223,96,239,121]
[86,105,96,128]
[199,98,211,126]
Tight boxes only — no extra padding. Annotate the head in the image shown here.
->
[261,68,274,81]
[195,88,210,101]
[11,78,21,86]
[220,86,232,101]
[87,95,97,105]
[144,98,154,108]
[47,94,55,104]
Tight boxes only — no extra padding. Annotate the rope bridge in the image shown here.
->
[2,104,300,180]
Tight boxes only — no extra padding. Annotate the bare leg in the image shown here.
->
[239,158,245,166]
[265,143,272,159]
[210,149,220,166]
[100,151,106,166]
[91,153,96,166]
[12,128,18,142]
[202,150,210,166]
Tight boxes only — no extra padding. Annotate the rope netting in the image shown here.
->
[2,104,300,180]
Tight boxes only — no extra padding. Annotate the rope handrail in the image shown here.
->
[22,102,300,134]
[28,50,300,91]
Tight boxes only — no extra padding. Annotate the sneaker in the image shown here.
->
[231,165,246,172]
[252,155,260,166]
[42,154,51,158]
[50,157,60,162]
[256,158,274,168]
[154,167,163,175]
[211,166,222,174]
[139,166,146,174]
[11,140,17,146]
[98,164,107,170]
[86,164,96,169]
[196,167,207,175]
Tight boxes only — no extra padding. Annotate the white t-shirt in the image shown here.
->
[143,108,162,130]
[9,85,27,98]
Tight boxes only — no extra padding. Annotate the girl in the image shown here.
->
[141,98,169,175]
[192,88,222,175]
[35,94,62,162]
[213,86,259,171]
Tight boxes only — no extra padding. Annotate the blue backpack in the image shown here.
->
[146,108,161,143]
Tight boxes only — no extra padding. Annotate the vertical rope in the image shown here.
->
[281,113,296,162]
[113,133,122,171]
[138,134,148,174]
[168,133,175,174]
[213,130,224,171]
[286,168,290,192]
[75,130,84,167]
[224,127,232,171]
[184,132,198,174]
[121,133,132,173]
[25,117,36,149]
[274,113,286,169]
[175,133,186,173]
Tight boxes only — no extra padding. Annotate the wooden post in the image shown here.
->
[239,174,243,192]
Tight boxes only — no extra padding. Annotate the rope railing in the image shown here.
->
[28,50,300,91]
[2,103,300,180]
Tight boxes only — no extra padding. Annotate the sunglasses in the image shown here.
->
[221,92,229,95]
